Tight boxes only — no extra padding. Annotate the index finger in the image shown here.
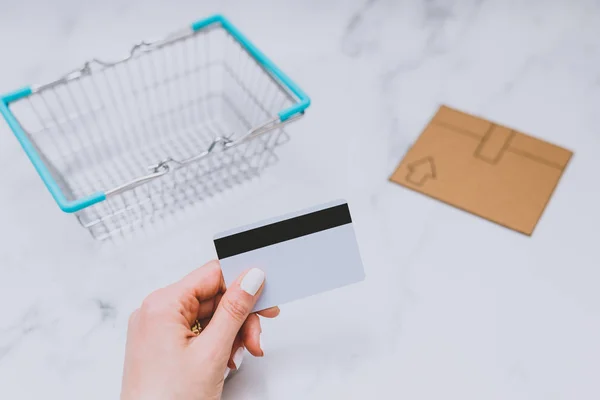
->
[177,260,226,301]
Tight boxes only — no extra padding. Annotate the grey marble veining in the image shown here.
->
[1,0,599,399]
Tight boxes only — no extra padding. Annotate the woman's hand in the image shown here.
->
[121,261,278,400]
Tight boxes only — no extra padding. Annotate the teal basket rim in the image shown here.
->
[0,14,311,213]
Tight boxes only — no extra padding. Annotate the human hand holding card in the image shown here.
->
[214,200,365,312]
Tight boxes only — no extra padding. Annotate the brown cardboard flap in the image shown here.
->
[434,105,490,137]
[390,105,572,235]
[475,125,513,163]
[509,134,572,169]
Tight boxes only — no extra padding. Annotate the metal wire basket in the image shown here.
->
[0,15,310,240]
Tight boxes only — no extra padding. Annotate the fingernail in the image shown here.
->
[224,367,230,380]
[240,268,265,296]
[233,347,245,370]
[259,334,265,355]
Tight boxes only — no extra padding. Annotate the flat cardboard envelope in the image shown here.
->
[390,105,572,235]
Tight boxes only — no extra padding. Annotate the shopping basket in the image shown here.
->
[0,15,310,240]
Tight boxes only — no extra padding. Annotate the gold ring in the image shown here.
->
[191,319,203,335]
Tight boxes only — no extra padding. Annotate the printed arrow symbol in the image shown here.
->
[405,156,436,186]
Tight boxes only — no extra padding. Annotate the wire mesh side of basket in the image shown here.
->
[7,23,298,240]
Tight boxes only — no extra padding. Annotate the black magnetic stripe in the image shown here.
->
[214,203,352,259]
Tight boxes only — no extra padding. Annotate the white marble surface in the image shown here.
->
[1,0,600,398]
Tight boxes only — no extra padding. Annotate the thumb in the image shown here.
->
[202,268,265,348]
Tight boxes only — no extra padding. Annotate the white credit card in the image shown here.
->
[214,199,365,312]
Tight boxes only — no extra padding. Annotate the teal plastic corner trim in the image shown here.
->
[0,96,106,213]
[1,87,32,104]
[190,14,223,32]
[191,14,311,121]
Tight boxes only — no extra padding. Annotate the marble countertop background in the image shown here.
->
[1,0,599,398]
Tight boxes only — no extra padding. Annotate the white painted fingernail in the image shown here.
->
[224,367,230,380]
[240,268,265,296]
[233,347,245,370]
